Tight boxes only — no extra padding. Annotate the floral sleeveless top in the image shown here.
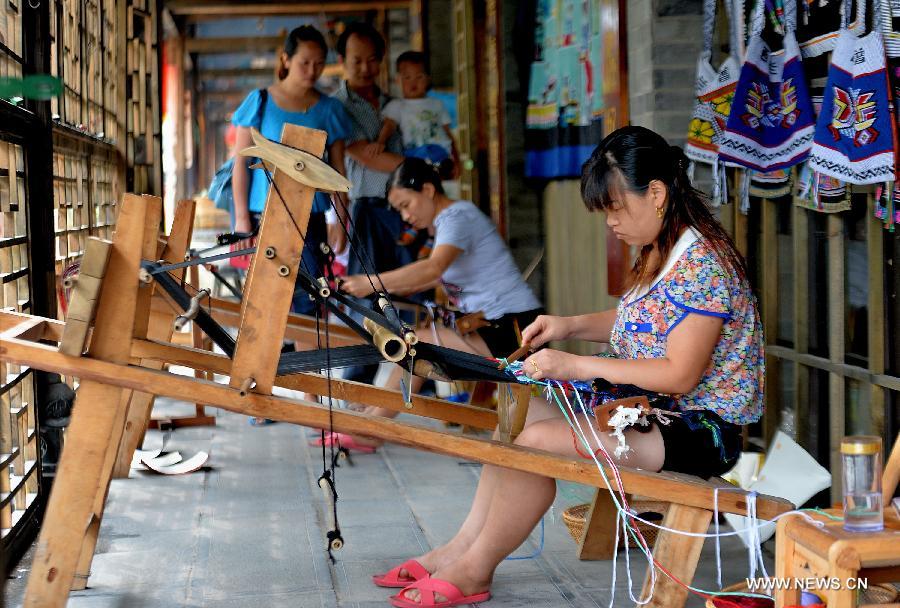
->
[609,231,764,424]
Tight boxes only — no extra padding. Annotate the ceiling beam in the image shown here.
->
[199,67,274,79]
[200,90,248,101]
[185,35,283,54]
[168,0,408,19]
[197,64,342,80]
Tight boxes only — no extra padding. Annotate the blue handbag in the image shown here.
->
[209,88,268,212]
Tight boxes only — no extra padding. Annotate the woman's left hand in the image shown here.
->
[523,349,583,381]
[340,275,375,298]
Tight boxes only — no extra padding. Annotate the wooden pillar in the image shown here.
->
[229,125,325,395]
[577,488,621,560]
[23,194,149,607]
[111,198,196,479]
[452,0,478,203]
[793,205,810,447]
[827,213,845,501]
[71,195,162,591]
[761,197,779,444]
[485,0,506,235]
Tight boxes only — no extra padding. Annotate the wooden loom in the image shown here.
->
[0,125,794,608]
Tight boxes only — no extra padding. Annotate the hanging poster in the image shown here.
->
[525,0,606,178]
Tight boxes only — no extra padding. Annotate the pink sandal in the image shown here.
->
[390,577,491,608]
[372,558,430,588]
[310,431,377,454]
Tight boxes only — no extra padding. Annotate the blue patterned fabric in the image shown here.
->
[809,29,897,184]
[719,8,816,172]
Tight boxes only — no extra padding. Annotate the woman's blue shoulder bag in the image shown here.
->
[209,88,268,211]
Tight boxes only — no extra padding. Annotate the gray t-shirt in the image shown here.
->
[434,201,541,320]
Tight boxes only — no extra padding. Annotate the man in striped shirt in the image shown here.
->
[333,23,427,384]
[333,22,425,279]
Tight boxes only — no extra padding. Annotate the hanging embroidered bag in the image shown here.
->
[795,0,866,59]
[719,0,816,171]
[685,0,741,164]
[808,0,896,184]
[685,0,743,204]
[879,0,899,59]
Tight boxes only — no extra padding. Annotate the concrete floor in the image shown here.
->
[5,389,772,608]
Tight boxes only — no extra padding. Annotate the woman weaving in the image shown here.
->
[373,126,765,608]
[334,157,544,451]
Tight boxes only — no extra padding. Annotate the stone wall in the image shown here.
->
[627,0,703,146]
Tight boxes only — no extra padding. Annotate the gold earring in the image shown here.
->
[656,207,664,219]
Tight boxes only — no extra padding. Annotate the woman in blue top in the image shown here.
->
[231,25,352,314]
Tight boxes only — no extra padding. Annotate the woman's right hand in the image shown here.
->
[233,216,253,250]
[521,315,571,349]
[233,216,251,235]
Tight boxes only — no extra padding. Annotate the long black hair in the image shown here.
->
[277,26,328,80]
[386,157,445,197]
[581,125,749,291]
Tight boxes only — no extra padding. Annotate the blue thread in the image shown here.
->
[504,517,545,560]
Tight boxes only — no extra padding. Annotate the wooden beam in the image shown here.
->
[198,67,274,80]
[0,335,795,520]
[198,65,341,80]
[185,36,283,54]
[128,338,499,430]
[170,0,409,18]
[149,292,363,348]
[0,310,64,341]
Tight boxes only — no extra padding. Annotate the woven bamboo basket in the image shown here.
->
[562,500,668,548]
[703,581,899,607]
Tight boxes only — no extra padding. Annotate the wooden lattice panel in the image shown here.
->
[90,152,118,240]
[60,0,82,128]
[126,1,158,195]
[0,138,37,538]
[0,0,24,84]
[49,0,59,118]
[53,141,89,269]
[84,0,101,135]
[102,0,118,141]
[50,0,119,141]
[52,135,119,311]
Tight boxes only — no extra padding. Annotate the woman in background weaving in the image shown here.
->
[327,157,543,452]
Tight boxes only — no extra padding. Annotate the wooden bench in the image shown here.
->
[0,125,793,608]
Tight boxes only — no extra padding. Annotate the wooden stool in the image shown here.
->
[775,432,900,607]
[774,508,900,607]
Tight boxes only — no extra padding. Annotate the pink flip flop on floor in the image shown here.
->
[390,577,491,608]
[310,431,377,454]
[372,558,430,588]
